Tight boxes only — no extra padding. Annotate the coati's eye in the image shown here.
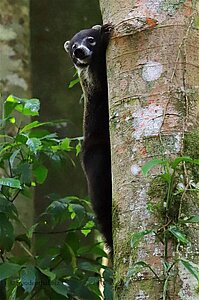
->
[87,37,96,45]
[72,43,78,50]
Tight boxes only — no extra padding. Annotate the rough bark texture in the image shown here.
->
[0,0,33,232]
[99,0,199,299]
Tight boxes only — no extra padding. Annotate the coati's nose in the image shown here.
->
[74,47,88,59]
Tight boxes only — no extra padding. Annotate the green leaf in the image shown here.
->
[75,140,81,156]
[26,223,38,239]
[86,281,102,298]
[4,95,21,118]
[5,95,40,117]
[0,212,15,250]
[60,138,72,151]
[125,261,158,287]
[86,277,99,285]
[0,197,18,217]
[192,159,199,165]
[26,138,41,154]
[68,203,85,224]
[79,261,100,273]
[77,246,93,256]
[169,226,189,244]
[103,268,113,281]
[38,267,56,281]
[64,232,80,254]
[9,286,17,300]
[131,229,153,248]
[68,77,80,88]
[8,117,16,124]
[77,244,106,257]
[0,143,15,156]
[20,121,51,133]
[171,156,193,169]
[89,244,107,258]
[60,243,76,271]
[15,133,28,144]
[21,265,36,293]
[179,216,199,224]
[0,134,13,140]
[81,220,95,236]
[104,282,112,300]
[0,178,21,189]
[10,149,21,168]
[47,199,70,225]
[28,129,51,139]
[180,259,199,282]
[142,159,166,176]
[159,173,172,183]
[0,262,21,280]
[16,98,40,116]
[15,162,32,185]
[33,165,48,184]
[51,280,69,298]
[127,261,148,276]
[125,261,148,286]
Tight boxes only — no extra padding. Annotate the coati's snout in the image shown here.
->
[73,46,91,61]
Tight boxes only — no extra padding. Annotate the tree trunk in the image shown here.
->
[99,0,199,299]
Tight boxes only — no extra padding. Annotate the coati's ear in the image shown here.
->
[64,41,70,53]
[92,24,102,31]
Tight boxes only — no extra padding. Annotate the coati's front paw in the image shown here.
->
[101,23,113,47]
[102,23,114,34]
[92,23,113,34]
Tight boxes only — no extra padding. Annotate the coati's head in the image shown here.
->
[64,24,112,68]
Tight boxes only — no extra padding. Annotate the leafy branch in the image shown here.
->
[0,95,112,300]
[125,156,199,298]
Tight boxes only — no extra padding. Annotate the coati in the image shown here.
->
[64,24,113,250]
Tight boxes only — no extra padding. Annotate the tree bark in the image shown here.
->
[99,0,199,299]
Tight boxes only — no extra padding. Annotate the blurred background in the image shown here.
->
[0,0,102,222]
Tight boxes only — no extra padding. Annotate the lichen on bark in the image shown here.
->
[100,0,199,298]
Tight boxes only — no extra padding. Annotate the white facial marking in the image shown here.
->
[72,43,78,50]
[78,45,91,56]
[86,36,96,46]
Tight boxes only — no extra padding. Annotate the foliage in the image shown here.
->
[126,156,199,298]
[0,95,112,300]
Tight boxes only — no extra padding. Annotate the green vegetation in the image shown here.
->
[125,156,199,299]
[0,95,112,300]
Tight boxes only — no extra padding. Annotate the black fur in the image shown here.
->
[64,24,112,250]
